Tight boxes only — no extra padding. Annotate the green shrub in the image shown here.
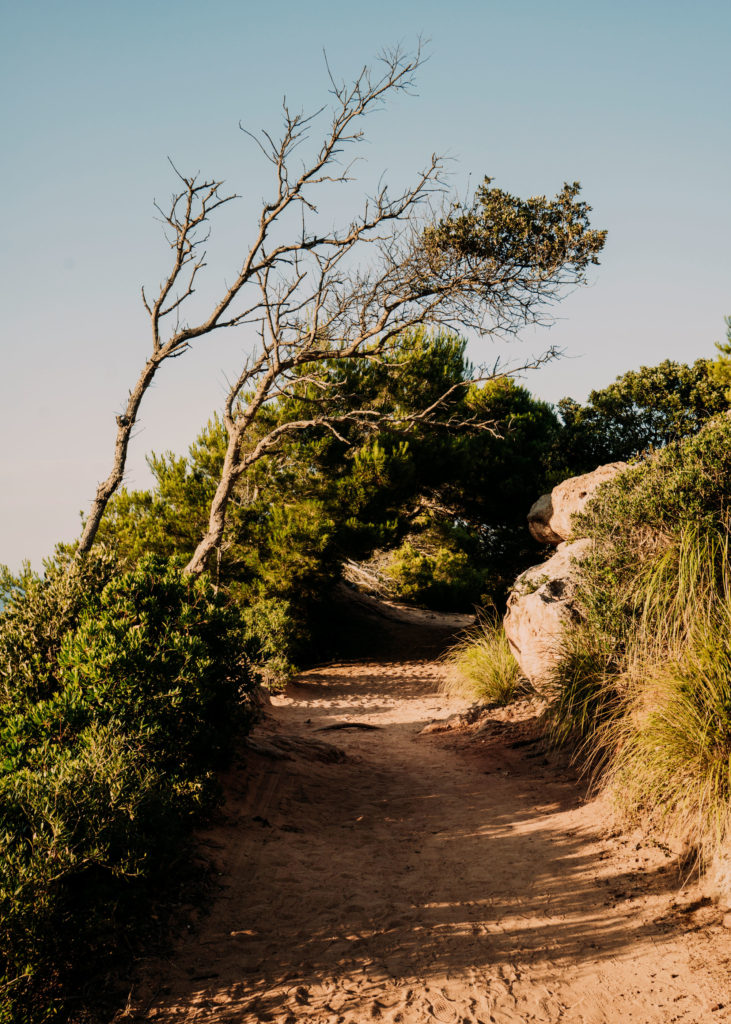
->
[550,415,731,865]
[572,411,731,543]
[237,593,304,688]
[0,549,119,709]
[442,614,527,705]
[0,554,254,1022]
[383,540,494,611]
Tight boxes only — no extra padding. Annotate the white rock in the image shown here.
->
[527,463,626,544]
[503,539,593,693]
[526,493,563,545]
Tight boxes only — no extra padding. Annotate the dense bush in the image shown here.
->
[95,334,561,666]
[0,550,119,709]
[381,536,492,612]
[555,358,728,474]
[550,414,731,863]
[0,553,254,1022]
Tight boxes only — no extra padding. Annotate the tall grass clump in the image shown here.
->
[0,551,256,1023]
[442,612,527,705]
[549,413,731,865]
[550,621,622,749]
[599,527,731,857]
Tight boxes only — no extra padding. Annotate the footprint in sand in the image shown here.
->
[426,989,459,1022]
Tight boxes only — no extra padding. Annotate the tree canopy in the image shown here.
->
[95,328,563,664]
[555,357,728,473]
[73,46,605,573]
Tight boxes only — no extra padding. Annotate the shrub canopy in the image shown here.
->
[0,553,254,1022]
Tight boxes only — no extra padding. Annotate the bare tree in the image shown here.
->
[76,170,239,555]
[78,45,605,564]
[77,47,430,557]
[181,56,606,575]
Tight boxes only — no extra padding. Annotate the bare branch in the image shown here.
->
[77,43,603,566]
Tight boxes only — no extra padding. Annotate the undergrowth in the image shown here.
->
[597,526,731,859]
[0,551,256,1023]
[549,414,731,868]
[442,612,527,705]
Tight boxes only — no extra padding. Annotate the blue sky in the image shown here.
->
[1,0,730,569]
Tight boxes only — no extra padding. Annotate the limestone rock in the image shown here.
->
[527,462,626,545]
[526,493,563,545]
[503,539,593,692]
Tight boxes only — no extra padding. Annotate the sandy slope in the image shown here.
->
[121,608,731,1024]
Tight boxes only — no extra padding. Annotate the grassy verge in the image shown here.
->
[596,527,731,859]
[548,415,731,870]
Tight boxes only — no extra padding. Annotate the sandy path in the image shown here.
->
[124,624,731,1023]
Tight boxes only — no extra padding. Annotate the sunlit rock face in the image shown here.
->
[527,462,627,545]
[507,462,629,691]
[503,539,593,692]
[526,492,563,545]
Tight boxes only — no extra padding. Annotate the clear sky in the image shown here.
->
[1,0,729,570]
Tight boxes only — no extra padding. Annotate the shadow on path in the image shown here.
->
[125,601,731,1024]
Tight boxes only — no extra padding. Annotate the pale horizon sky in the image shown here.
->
[2,0,730,570]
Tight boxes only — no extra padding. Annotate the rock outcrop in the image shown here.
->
[527,462,626,545]
[503,539,593,692]
[506,462,628,690]
[525,493,564,545]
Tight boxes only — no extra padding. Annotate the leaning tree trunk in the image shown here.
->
[76,357,160,557]
[184,433,243,577]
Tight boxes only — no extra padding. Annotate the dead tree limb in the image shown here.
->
[78,43,605,566]
[78,45,430,557]
[77,172,237,555]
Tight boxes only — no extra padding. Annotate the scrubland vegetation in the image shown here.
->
[551,412,731,865]
[4,343,728,1021]
[3,36,730,1021]
[441,612,526,705]
[443,345,731,875]
[0,552,256,1021]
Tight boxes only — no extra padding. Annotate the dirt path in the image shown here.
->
[124,606,731,1024]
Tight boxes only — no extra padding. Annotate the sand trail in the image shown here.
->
[125,620,731,1023]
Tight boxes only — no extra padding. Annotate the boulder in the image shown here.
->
[526,493,563,545]
[527,462,626,545]
[503,539,593,692]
